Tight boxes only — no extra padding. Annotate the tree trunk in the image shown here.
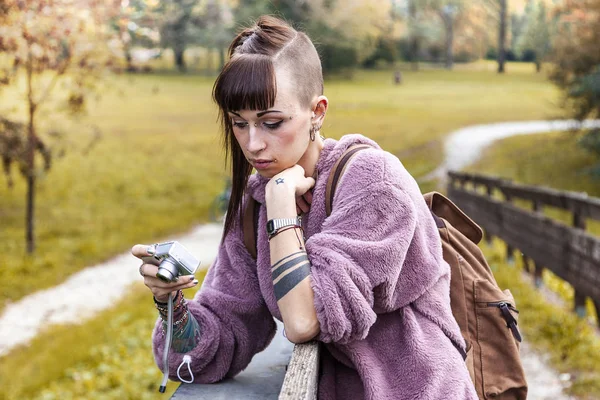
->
[174,46,186,72]
[497,0,507,73]
[409,0,419,71]
[219,47,225,71]
[25,57,36,254]
[125,47,134,72]
[444,18,454,70]
[535,60,541,72]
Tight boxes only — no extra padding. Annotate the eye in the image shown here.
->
[232,121,248,129]
[264,120,283,130]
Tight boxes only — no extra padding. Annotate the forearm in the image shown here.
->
[155,291,201,353]
[266,188,320,343]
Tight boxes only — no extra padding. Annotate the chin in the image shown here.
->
[256,169,276,179]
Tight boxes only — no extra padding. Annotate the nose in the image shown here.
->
[246,127,266,154]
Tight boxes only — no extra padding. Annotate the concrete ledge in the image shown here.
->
[170,320,293,399]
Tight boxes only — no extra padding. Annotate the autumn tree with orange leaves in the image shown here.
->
[0,0,122,253]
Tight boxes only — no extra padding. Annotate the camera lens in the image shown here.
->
[156,258,178,283]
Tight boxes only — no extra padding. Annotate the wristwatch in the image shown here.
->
[266,217,302,239]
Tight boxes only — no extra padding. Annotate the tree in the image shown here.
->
[158,0,199,72]
[416,0,467,70]
[113,0,161,72]
[0,0,120,253]
[515,0,553,72]
[497,0,507,73]
[550,0,600,169]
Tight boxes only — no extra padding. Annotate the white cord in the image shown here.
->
[159,292,174,393]
[177,355,195,383]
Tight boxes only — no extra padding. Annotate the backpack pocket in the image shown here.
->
[474,279,527,399]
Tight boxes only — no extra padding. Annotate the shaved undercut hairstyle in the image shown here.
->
[213,16,324,239]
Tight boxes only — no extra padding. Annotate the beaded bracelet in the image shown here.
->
[173,311,189,327]
[154,290,184,313]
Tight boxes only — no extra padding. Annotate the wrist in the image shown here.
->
[265,188,296,220]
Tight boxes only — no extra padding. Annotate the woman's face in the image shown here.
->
[228,68,316,178]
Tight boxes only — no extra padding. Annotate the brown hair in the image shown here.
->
[213,16,323,240]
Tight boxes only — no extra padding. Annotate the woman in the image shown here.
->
[132,16,477,399]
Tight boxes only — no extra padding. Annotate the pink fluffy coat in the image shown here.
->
[152,134,478,399]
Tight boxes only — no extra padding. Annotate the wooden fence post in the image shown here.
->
[531,200,544,287]
[484,184,494,245]
[504,192,515,265]
[573,211,588,318]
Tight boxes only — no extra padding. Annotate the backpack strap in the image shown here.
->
[325,144,373,216]
[243,197,260,259]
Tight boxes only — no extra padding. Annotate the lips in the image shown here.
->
[252,159,273,170]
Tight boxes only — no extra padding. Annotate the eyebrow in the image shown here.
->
[230,110,283,118]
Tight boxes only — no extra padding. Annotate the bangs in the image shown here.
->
[213,54,276,113]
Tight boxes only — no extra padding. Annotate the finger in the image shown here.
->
[303,191,313,205]
[296,204,302,215]
[132,244,156,260]
[296,195,310,214]
[153,278,200,299]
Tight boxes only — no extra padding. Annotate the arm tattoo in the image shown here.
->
[158,297,201,353]
[275,178,285,184]
[162,309,201,353]
[272,251,311,300]
[271,252,309,280]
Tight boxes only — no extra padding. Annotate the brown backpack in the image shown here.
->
[243,144,528,400]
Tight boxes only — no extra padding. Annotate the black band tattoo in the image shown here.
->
[274,263,311,300]
[275,178,285,184]
[271,251,306,270]
[272,254,309,280]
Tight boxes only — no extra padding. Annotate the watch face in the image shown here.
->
[266,220,275,235]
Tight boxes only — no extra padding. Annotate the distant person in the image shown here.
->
[394,69,402,84]
[132,16,477,399]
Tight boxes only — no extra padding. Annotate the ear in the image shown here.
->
[312,96,329,121]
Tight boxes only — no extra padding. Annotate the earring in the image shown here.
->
[310,126,316,141]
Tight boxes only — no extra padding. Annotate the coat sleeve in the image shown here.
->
[307,149,422,344]
[152,221,276,383]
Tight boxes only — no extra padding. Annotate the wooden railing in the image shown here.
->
[448,171,600,323]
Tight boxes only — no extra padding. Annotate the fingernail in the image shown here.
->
[192,279,199,285]
[189,276,195,282]
[147,245,155,255]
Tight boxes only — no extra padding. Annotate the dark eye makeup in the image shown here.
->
[231,119,284,130]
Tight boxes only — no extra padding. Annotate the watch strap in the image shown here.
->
[267,217,301,238]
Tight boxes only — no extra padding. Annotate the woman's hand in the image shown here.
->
[131,244,198,303]
[265,165,315,218]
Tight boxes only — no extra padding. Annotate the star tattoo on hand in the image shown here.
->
[275,178,285,185]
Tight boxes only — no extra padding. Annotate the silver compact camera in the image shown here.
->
[151,241,200,283]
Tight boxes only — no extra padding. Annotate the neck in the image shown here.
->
[299,136,325,179]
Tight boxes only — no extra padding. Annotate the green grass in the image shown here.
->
[0,274,204,400]
[0,62,560,309]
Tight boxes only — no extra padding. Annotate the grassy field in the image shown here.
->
[466,131,600,398]
[0,276,204,400]
[0,62,565,399]
[0,62,560,309]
